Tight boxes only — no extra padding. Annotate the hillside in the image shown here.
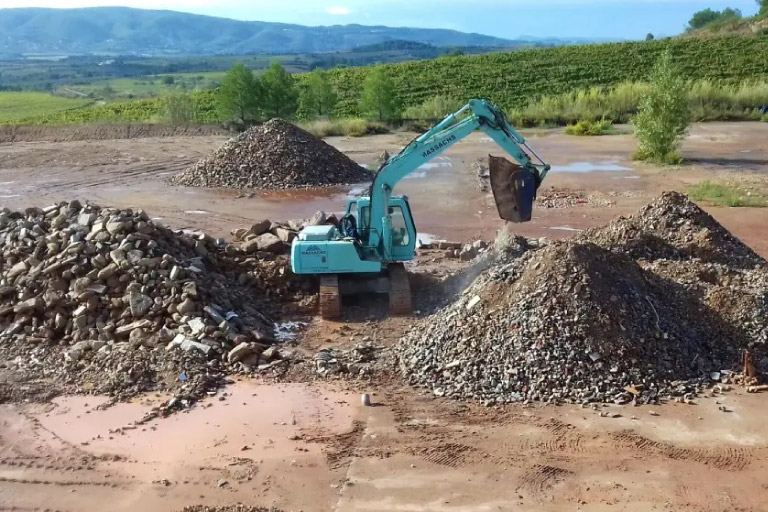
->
[0,7,516,55]
[321,35,768,116]
[4,35,768,126]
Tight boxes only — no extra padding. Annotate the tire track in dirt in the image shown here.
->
[517,464,573,492]
[0,476,120,487]
[612,430,755,470]
[407,442,480,468]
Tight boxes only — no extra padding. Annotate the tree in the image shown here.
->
[688,8,720,29]
[759,0,768,17]
[162,75,175,85]
[261,61,299,119]
[163,90,194,125]
[100,85,115,100]
[216,63,262,125]
[687,7,741,30]
[299,69,337,118]
[632,51,689,164]
[360,67,402,121]
[645,33,655,41]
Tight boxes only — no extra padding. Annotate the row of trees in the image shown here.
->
[216,62,402,125]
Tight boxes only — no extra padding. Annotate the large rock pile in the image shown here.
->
[170,119,371,190]
[0,201,288,403]
[399,192,768,405]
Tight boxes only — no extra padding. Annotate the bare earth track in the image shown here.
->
[0,121,768,511]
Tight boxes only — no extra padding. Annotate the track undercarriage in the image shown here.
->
[318,263,412,320]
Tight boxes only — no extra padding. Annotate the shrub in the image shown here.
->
[564,118,613,136]
[632,52,690,164]
[299,118,388,138]
[403,95,463,120]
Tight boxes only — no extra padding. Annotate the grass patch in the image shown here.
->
[509,79,768,127]
[563,118,613,136]
[300,118,388,138]
[689,180,768,207]
[0,92,93,124]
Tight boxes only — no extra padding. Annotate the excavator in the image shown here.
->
[290,98,550,319]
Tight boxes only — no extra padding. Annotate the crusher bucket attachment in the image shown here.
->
[488,155,538,223]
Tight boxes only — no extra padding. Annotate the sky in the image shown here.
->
[0,0,762,39]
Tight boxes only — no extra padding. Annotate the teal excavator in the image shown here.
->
[290,99,550,319]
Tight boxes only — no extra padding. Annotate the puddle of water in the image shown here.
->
[184,210,210,215]
[416,232,446,246]
[0,181,14,185]
[274,321,308,342]
[419,162,452,170]
[403,172,427,180]
[347,185,368,198]
[34,382,354,463]
[613,175,641,180]
[549,226,582,232]
[550,161,631,173]
[0,194,21,198]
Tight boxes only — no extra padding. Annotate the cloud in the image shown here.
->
[326,6,351,15]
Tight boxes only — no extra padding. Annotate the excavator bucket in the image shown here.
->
[488,155,537,223]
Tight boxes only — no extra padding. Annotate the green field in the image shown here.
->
[58,72,228,100]
[0,92,93,124]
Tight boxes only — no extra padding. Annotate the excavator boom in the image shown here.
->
[365,98,550,251]
[290,98,550,319]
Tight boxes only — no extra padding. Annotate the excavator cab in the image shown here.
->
[343,196,417,262]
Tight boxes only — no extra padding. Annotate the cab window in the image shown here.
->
[389,206,410,247]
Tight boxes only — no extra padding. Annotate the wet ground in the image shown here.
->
[3,380,768,511]
[0,122,766,256]
[1,122,768,511]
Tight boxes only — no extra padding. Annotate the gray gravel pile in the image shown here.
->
[582,191,764,268]
[0,201,288,404]
[170,119,371,190]
[399,192,768,406]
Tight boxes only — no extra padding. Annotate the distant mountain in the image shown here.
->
[0,7,517,56]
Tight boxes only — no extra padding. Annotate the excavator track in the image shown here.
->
[389,263,412,316]
[319,274,341,320]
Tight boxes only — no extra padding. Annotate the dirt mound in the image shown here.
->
[0,201,294,405]
[170,119,371,190]
[399,192,768,405]
[583,191,764,268]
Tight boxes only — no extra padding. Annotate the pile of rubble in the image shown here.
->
[170,119,371,190]
[0,201,291,403]
[536,187,615,209]
[398,192,768,405]
[231,210,336,257]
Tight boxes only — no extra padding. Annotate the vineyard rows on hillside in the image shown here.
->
[321,36,768,117]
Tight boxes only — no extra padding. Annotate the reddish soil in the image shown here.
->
[0,121,767,511]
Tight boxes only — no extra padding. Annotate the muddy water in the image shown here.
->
[37,382,353,461]
[0,381,357,511]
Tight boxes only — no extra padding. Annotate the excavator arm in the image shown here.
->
[366,98,550,250]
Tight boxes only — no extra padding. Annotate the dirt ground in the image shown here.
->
[1,122,768,511]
